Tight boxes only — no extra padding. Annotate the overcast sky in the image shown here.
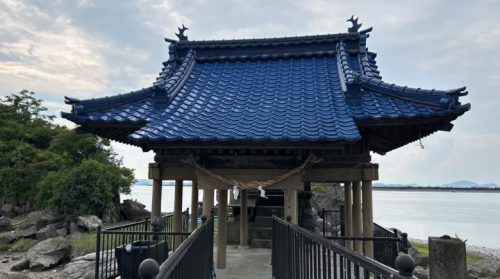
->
[1,0,499,185]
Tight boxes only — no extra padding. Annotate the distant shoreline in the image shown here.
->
[373,187,500,192]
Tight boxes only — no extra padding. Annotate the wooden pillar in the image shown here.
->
[352,181,363,253]
[344,182,353,250]
[173,180,183,249]
[202,189,214,217]
[239,189,248,246]
[217,189,228,269]
[362,180,374,258]
[190,179,199,232]
[229,190,235,204]
[285,187,298,224]
[149,163,162,218]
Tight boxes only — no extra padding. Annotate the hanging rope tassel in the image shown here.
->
[187,153,322,190]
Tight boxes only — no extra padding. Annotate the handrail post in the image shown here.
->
[401,233,408,253]
[395,253,415,278]
[94,226,101,279]
[322,208,326,237]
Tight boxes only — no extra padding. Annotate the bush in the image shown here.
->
[311,184,327,193]
[37,159,133,219]
[70,233,97,256]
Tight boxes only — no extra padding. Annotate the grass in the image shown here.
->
[69,233,97,257]
[411,241,484,264]
[0,238,38,252]
[467,251,484,264]
[311,184,327,193]
[410,241,429,256]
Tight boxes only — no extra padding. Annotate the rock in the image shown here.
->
[414,254,429,268]
[10,257,30,271]
[20,225,37,238]
[24,210,58,229]
[60,253,96,279]
[0,271,29,279]
[1,204,15,217]
[36,224,59,241]
[13,206,24,215]
[76,215,102,231]
[26,236,71,270]
[69,221,80,234]
[413,266,429,279]
[0,233,17,244]
[408,247,418,258]
[0,216,12,232]
[56,228,67,237]
[121,199,150,221]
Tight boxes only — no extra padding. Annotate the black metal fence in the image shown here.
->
[272,216,413,279]
[95,212,190,279]
[322,208,408,268]
[151,216,215,279]
[322,207,344,238]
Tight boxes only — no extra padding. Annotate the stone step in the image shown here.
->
[253,216,272,228]
[252,227,272,239]
[255,206,284,216]
[251,238,272,249]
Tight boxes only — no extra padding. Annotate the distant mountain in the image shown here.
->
[374,180,499,189]
[442,180,499,188]
[133,179,152,185]
[373,183,418,188]
[132,179,193,186]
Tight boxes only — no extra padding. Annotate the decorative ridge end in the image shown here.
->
[64,96,80,104]
[175,25,189,41]
[347,15,362,33]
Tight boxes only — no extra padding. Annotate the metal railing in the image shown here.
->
[272,216,414,279]
[322,207,408,268]
[322,207,344,238]
[138,216,215,279]
[95,211,190,279]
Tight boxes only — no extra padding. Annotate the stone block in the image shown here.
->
[428,236,466,279]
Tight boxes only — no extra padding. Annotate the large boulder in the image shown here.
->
[10,257,30,271]
[0,204,15,217]
[0,216,12,232]
[19,225,37,238]
[26,236,71,270]
[36,224,59,241]
[76,215,102,231]
[121,199,150,221]
[60,253,96,279]
[24,209,58,229]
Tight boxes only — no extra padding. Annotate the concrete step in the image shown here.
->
[251,238,272,249]
[253,216,272,228]
[252,227,272,239]
[255,206,284,216]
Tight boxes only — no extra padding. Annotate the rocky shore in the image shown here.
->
[0,199,149,279]
[410,238,500,279]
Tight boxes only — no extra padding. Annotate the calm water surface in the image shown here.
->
[122,186,500,249]
[373,190,500,249]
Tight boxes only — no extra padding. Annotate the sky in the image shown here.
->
[0,0,499,185]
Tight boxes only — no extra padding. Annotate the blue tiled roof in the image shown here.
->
[62,28,470,145]
[130,56,360,142]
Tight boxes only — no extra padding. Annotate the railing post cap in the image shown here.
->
[286,215,292,222]
[395,253,415,277]
[138,258,159,279]
[201,215,207,223]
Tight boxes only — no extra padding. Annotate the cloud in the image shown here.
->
[0,1,109,95]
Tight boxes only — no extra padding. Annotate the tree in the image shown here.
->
[0,90,133,220]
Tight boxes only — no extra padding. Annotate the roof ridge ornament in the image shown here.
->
[175,25,189,41]
[347,15,362,33]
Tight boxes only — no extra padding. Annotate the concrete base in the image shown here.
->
[429,236,467,279]
[215,245,272,279]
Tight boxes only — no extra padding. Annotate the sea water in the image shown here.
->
[122,185,500,249]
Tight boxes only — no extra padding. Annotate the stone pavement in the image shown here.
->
[215,245,272,279]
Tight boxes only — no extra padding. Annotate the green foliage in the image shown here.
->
[0,90,133,220]
[69,233,97,256]
[410,241,429,256]
[311,184,327,193]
